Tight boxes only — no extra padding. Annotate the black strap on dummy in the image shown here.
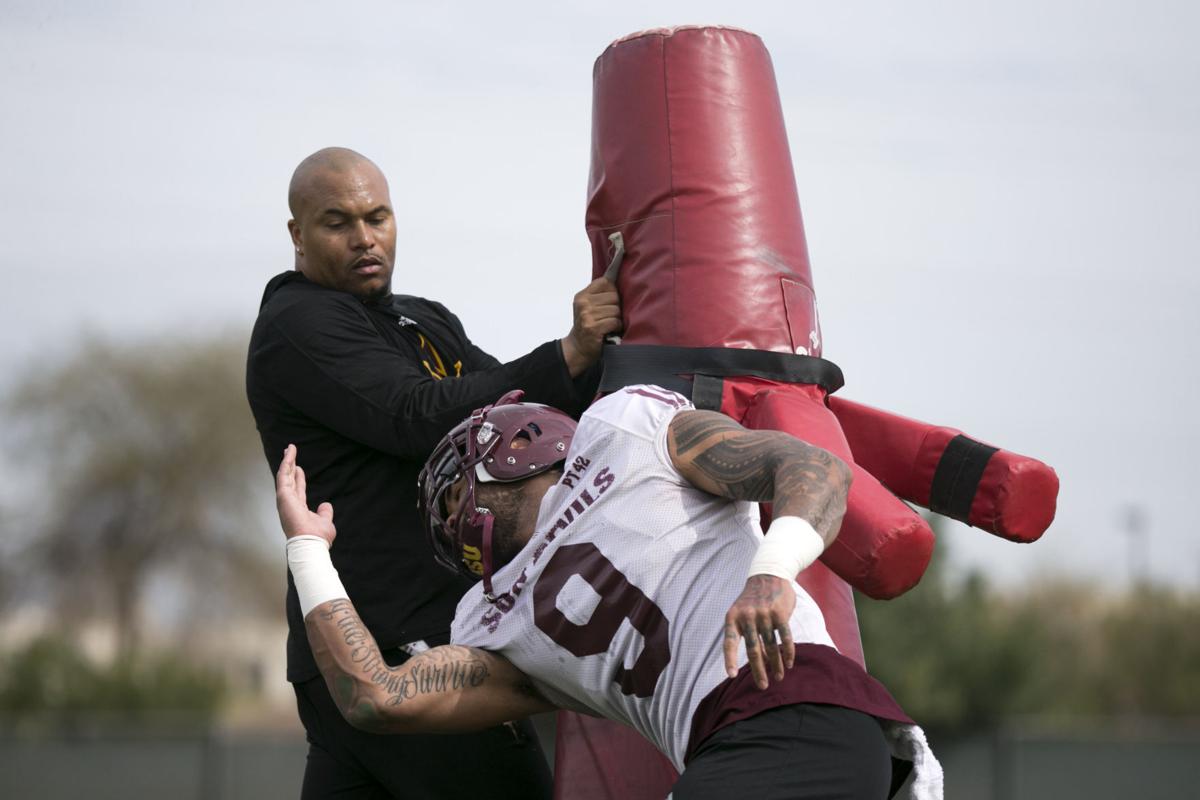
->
[598,344,844,411]
[928,435,998,523]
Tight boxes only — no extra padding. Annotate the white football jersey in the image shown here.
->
[450,385,834,771]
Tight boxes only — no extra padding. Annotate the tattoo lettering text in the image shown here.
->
[309,599,491,731]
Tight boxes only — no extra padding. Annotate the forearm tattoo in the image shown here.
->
[307,599,491,732]
[670,411,852,539]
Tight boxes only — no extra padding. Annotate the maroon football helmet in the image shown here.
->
[418,390,576,597]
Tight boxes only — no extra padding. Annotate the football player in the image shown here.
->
[277,386,941,799]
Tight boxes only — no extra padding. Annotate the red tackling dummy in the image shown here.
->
[555,25,1058,800]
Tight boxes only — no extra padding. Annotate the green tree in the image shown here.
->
[4,333,276,660]
[859,520,1200,728]
[1095,585,1200,716]
[0,635,226,724]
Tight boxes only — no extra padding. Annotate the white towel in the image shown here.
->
[883,722,945,800]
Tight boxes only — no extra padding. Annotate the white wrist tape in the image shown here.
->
[286,535,348,617]
[747,516,826,581]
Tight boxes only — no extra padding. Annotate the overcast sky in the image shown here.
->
[2,0,1197,588]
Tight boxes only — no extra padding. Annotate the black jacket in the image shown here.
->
[246,271,596,682]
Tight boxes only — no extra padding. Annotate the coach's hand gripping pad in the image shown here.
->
[829,397,1059,542]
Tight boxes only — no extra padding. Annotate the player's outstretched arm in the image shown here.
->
[305,600,556,735]
[666,410,853,688]
[275,444,556,734]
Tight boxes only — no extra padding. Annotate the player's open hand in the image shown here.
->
[276,444,337,546]
[561,276,622,376]
[723,574,797,690]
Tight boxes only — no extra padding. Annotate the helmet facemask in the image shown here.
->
[418,390,576,599]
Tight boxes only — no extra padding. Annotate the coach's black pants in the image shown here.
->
[293,650,552,800]
[671,703,893,800]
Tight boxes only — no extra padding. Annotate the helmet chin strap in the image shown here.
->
[480,511,496,601]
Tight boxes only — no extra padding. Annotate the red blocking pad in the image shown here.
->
[557,24,1055,800]
[587,26,821,356]
[553,712,678,800]
[829,397,1058,543]
[739,382,935,602]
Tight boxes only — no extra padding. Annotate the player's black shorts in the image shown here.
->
[293,644,552,800]
[670,703,893,800]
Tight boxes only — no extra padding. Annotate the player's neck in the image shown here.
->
[512,470,560,549]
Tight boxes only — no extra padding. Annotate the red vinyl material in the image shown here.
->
[561,30,865,798]
[587,26,821,356]
[553,713,678,799]
[829,396,1059,542]
[555,25,1057,800]
[738,382,935,604]
[584,26,934,599]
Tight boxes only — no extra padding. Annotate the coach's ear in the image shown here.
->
[288,218,307,264]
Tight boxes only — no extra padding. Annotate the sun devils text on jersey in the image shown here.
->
[450,385,837,770]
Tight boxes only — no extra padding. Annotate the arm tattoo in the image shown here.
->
[308,599,491,732]
[669,411,852,540]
